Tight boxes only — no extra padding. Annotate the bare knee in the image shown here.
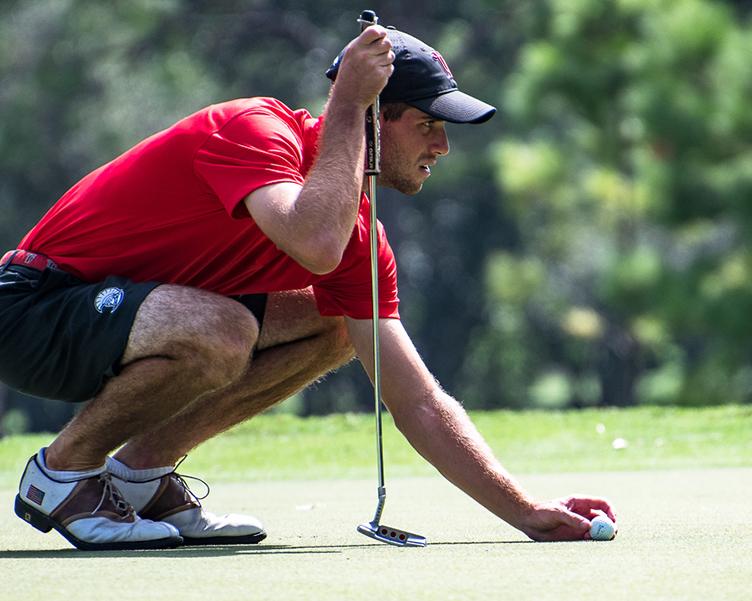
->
[187,301,258,386]
[125,286,259,389]
[321,317,356,368]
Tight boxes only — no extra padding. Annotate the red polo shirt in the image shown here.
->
[19,97,399,319]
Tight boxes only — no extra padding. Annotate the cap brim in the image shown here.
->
[408,90,496,124]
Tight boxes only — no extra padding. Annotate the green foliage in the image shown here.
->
[470,0,752,407]
[0,1,517,426]
[2,1,752,430]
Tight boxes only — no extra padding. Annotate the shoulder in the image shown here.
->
[204,98,315,155]
[204,98,312,133]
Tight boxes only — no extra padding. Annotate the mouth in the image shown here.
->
[419,160,436,176]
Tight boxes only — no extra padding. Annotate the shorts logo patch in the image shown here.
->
[94,287,125,314]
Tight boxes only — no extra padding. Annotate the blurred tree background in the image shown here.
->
[1,0,751,434]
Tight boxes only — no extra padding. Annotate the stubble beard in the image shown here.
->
[377,147,423,195]
[378,171,423,195]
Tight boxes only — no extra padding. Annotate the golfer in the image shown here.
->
[1,25,615,550]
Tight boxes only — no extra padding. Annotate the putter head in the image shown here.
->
[357,521,427,547]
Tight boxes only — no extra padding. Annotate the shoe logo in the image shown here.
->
[26,484,45,505]
[94,287,125,314]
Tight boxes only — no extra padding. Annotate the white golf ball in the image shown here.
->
[590,515,617,541]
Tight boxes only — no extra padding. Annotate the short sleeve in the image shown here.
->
[194,102,307,219]
[313,218,400,320]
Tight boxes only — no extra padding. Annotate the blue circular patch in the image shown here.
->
[94,287,125,314]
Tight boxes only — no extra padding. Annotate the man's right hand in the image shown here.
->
[332,26,394,110]
[519,496,617,542]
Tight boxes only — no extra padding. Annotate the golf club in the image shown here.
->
[355,9,427,548]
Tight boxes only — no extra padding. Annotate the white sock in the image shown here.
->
[106,456,174,482]
[37,448,106,482]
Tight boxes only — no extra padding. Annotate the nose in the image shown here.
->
[432,126,450,157]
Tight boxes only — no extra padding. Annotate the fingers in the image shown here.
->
[358,24,391,52]
[352,25,394,77]
[564,496,618,522]
[521,502,591,542]
[555,507,592,541]
[330,26,395,109]
[522,497,618,542]
[527,520,590,542]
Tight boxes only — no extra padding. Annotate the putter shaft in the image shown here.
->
[357,8,426,548]
[361,8,385,499]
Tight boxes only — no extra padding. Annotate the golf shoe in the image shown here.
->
[15,449,182,551]
[107,456,266,545]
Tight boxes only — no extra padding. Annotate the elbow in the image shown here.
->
[299,240,344,275]
[307,256,342,275]
[390,389,449,434]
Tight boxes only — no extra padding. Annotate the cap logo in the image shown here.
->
[431,51,453,78]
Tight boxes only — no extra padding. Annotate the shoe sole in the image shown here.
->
[15,495,184,551]
[181,531,267,546]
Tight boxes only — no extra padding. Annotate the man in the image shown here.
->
[2,25,615,551]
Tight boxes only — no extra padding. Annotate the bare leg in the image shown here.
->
[114,288,355,468]
[44,286,260,472]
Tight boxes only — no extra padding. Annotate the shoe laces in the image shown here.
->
[172,456,210,507]
[92,473,136,517]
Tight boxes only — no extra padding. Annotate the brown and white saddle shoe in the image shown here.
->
[107,457,266,546]
[15,450,182,551]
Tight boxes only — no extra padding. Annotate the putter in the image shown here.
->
[355,9,427,548]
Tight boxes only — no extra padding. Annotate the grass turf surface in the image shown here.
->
[0,405,750,600]
[1,404,749,487]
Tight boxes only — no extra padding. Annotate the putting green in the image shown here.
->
[0,468,749,601]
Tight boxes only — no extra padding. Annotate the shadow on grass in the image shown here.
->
[0,539,532,558]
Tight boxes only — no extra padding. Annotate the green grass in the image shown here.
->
[1,469,750,601]
[1,405,750,601]
[1,404,749,486]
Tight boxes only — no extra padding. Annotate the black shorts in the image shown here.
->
[0,263,267,403]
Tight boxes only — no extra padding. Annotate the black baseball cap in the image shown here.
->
[325,28,496,124]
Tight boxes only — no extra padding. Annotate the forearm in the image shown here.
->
[291,94,366,270]
[391,389,535,530]
[347,317,606,542]
[245,27,392,274]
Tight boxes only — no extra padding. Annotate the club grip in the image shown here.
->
[358,10,380,176]
[358,9,378,30]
